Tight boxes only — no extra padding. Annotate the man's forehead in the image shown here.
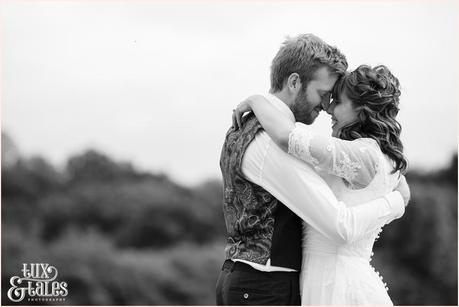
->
[312,66,338,89]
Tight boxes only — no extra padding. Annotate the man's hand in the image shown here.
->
[394,175,410,206]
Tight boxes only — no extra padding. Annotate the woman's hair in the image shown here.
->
[332,64,408,174]
[270,34,348,92]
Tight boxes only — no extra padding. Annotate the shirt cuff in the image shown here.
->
[383,191,405,219]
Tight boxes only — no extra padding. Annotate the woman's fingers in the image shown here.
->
[232,98,253,130]
[232,105,244,130]
[232,109,243,130]
[236,109,242,129]
[232,109,238,129]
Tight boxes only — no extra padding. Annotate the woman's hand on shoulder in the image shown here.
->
[232,95,266,130]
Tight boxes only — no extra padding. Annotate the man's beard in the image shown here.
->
[291,89,316,125]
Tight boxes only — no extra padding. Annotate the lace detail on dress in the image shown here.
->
[333,150,362,186]
[288,123,381,189]
[360,146,380,173]
[288,125,319,166]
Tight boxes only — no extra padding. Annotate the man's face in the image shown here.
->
[291,66,338,125]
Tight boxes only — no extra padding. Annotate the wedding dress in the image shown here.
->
[288,122,400,305]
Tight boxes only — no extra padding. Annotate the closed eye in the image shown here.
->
[330,94,340,104]
[321,93,331,102]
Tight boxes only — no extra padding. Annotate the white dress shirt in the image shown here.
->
[232,93,405,272]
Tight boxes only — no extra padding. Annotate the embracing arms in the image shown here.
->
[242,132,409,244]
[234,94,410,204]
[233,95,294,151]
[234,95,386,189]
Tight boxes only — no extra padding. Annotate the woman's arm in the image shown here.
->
[233,95,381,188]
[233,95,294,151]
[288,123,380,188]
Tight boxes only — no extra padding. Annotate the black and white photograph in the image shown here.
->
[1,0,458,305]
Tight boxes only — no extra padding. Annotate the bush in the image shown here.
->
[2,226,225,305]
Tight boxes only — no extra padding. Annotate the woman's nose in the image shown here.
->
[326,101,336,115]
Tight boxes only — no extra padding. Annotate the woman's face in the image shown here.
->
[328,92,359,137]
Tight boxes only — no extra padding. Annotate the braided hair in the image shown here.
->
[332,65,408,174]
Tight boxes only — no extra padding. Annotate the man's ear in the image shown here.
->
[286,73,301,93]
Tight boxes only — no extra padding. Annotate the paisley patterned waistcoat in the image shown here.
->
[219,115,302,270]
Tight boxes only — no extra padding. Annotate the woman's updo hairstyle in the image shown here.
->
[332,65,407,174]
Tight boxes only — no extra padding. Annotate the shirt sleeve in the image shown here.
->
[242,131,404,244]
[288,122,381,189]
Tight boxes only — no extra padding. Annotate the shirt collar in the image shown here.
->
[263,93,295,122]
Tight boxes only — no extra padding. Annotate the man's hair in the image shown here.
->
[270,34,348,92]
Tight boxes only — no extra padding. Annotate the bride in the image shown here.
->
[233,64,408,305]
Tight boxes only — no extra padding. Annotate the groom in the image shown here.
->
[216,34,409,305]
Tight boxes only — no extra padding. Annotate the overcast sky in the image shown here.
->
[1,0,458,186]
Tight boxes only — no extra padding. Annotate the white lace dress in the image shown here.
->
[288,123,400,306]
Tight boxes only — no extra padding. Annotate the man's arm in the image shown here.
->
[242,132,405,244]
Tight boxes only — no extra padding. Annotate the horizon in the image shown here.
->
[2,130,457,188]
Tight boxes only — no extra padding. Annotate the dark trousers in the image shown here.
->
[216,260,301,305]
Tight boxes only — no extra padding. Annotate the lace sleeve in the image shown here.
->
[288,122,380,188]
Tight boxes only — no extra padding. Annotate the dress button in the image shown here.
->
[243,293,249,299]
